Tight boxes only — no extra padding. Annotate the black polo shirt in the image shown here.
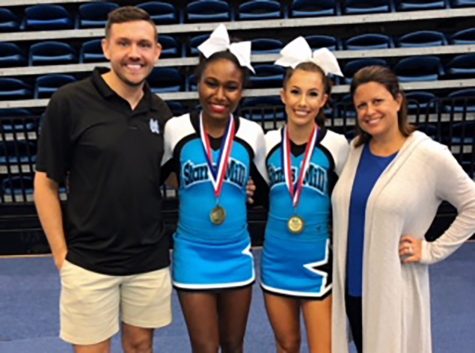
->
[36,68,173,275]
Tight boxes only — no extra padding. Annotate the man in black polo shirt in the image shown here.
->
[34,7,172,353]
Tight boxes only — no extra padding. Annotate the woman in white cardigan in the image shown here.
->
[331,65,475,353]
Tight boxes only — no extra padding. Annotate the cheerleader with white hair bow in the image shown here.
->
[161,24,267,353]
[260,36,349,353]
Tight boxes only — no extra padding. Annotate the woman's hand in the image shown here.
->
[399,235,422,264]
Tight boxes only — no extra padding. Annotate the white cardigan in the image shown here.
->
[331,131,475,353]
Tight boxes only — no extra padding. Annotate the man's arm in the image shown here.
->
[34,171,67,270]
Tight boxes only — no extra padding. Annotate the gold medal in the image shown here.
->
[288,216,304,234]
[210,205,226,225]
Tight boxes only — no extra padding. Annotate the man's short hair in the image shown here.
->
[105,6,158,41]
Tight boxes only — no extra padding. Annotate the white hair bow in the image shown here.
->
[275,36,343,77]
[197,24,255,73]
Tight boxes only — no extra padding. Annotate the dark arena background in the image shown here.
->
[0,1,474,352]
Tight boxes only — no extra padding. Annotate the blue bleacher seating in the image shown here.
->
[406,91,437,113]
[249,65,285,88]
[342,0,393,14]
[240,97,285,122]
[1,176,34,198]
[450,0,475,7]
[445,88,475,112]
[0,43,27,68]
[187,34,209,56]
[290,0,338,17]
[0,78,33,100]
[336,94,357,118]
[394,56,444,82]
[305,35,340,51]
[0,140,36,165]
[35,74,76,99]
[450,27,475,44]
[80,39,106,63]
[187,74,198,92]
[137,1,179,24]
[24,4,74,30]
[344,33,393,50]
[238,0,282,20]
[147,67,183,93]
[251,38,284,54]
[0,109,36,132]
[450,121,475,145]
[445,54,475,78]
[78,2,119,29]
[397,30,447,47]
[395,0,447,11]
[186,0,231,22]
[343,58,389,83]
[29,41,77,66]
[159,35,182,58]
[0,8,20,32]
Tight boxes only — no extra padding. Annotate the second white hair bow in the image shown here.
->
[197,24,255,73]
[275,36,343,77]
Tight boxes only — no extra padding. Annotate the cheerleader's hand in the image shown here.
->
[246,178,256,204]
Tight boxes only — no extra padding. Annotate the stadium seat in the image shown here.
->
[238,0,282,20]
[35,74,76,98]
[290,0,338,17]
[342,0,393,14]
[335,94,357,119]
[147,67,183,93]
[450,27,475,44]
[0,78,33,100]
[251,38,284,54]
[249,65,285,88]
[397,30,447,47]
[0,8,20,32]
[405,91,437,113]
[444,88,475,112]
[29,41,77,66]
[450,0,475,7]
[394,56,444,82]
[186,0,231,22]
[78,2,119,28]
[24,4,74,30]
[187,34,209,56]
[187,74,198,92]
[445,54,475,78]
[305,35,340,51]
[0,43,27,68]
[0,140,36,165]
[137,1,179,24]
[1,176,34,199]
[342,58,389,83]
[344,33,393,50]
[159,35,182,58]
[450,121,475,144]
[0,109,36,132]
[240,97,285,122]
[80,39,106,63]
[395,0,447,11]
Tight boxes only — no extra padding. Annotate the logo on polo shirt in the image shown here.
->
[149,119,160,134]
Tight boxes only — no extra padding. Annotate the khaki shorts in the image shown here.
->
[59,260,172,345]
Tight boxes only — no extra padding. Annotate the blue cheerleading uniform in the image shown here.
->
[261,127,348,298]
[162,112,267,290]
